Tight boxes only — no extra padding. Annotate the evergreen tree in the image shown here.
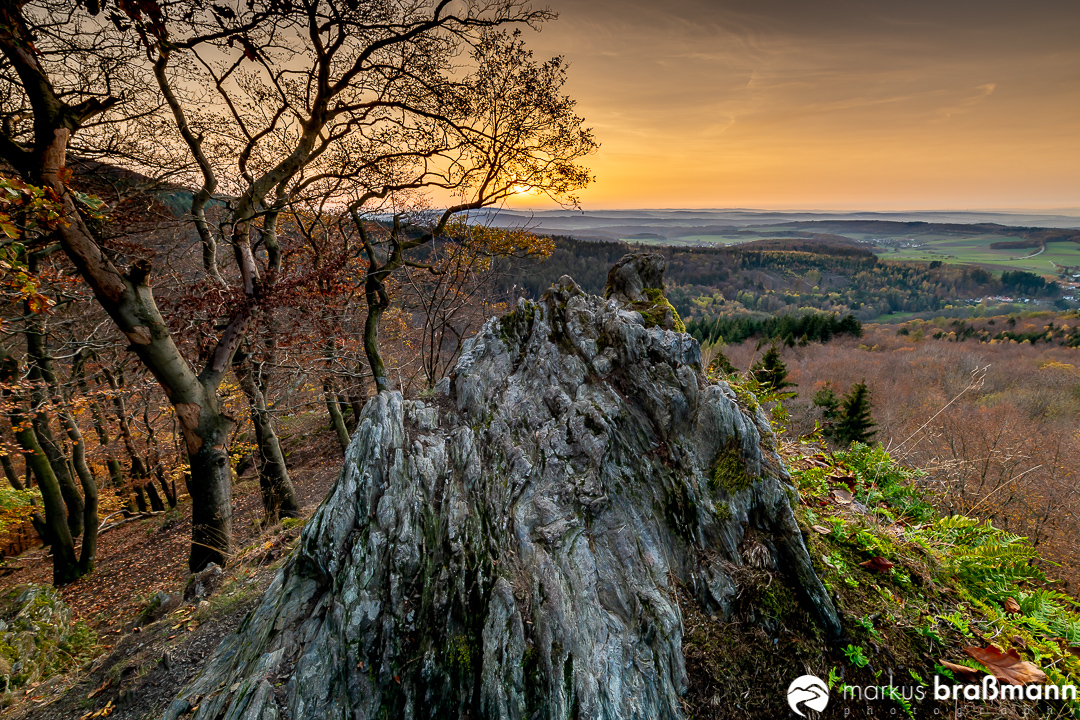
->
[709,348,738,376]
[834,381,876,446]
[812,384,840,421]
[750,345,796,394]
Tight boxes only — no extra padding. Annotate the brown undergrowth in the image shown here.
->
[0,415,342,720]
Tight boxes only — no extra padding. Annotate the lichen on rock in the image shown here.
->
[163,254,839,720]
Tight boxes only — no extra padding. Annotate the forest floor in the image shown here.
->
[0,413,345,720]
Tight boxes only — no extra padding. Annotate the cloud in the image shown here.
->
[520,0,1080,209]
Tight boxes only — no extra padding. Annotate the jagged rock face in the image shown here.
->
[163,268,840,720]
[603,251,667,303]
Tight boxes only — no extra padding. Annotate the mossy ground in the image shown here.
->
[682,436,1080,719]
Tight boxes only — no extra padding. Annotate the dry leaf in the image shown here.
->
[87,678,112,699]
[1003,597,1021,614]
[859,557,895,572]
[832,489,853,505]
[963,645,1046,686]
[811,525,832,535]
[830,474,857,491]
[884,524,905,539]
[939,660,982,682]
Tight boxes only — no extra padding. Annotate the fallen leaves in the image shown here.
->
[810,525,831,535]
[938,660,981,682]
[1003,597,1021,614]
[859,557,895,572]
[963,645,1046,686]
[87,678,112,699]
[830,474,857,492]
[831,489,853,505]
[78,700,113,719]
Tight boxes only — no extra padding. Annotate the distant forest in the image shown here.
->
[501,236,1063,325]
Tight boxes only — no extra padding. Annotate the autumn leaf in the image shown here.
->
[0,214,19,239]
[832,488,853,505]
[1003,597,1021,614]
[830,473,857,491]
[963,645,1046,686]
[810,525,831,535]
[859,557,895,572]
[87,678,112,699]
[939,660,982,682]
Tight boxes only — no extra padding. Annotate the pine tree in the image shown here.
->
[750,345,796,394]
[834,381,876,446]
[812,384,840,421]
[709,348,738,376]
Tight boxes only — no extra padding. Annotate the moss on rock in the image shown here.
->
[710,442,755,493]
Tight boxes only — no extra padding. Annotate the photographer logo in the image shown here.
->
[788,675,830,716]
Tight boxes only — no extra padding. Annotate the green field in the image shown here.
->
[870,236,1080,273]
[623,225,1080,275]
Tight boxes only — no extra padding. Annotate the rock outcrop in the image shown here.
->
[163,254,840,720]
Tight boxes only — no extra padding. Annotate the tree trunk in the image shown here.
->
[234,355,299,522]
[1,454,23,490]
[143,478,166,513]
[23,317,84,538]
[0,6,259,571]
[28,415,83,537]
[348,385,366,429]
[56,404,99,572]
[183,406,234,571]
[324,379,351,451]
[134,486,148,513]
[74,350,126,490]
[102,368,165,511]
[104,460,124,490]
[363,277,391,393]
[337,392,357,434]
[144,405,177,508]
[0,352,80,584]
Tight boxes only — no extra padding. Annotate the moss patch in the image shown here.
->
[498,301,538,345]
[710,442,755,493]
[631,288,686,332]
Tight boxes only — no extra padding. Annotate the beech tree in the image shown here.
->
[0,0,595,570]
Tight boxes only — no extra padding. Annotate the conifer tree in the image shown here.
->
[812,384,841,421]
[834,381,876,446]
[709,348,738,376]
[750,345,796,394]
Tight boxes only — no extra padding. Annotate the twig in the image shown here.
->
[97,511,165,535]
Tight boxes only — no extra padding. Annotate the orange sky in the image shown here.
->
[504,0,1080,212]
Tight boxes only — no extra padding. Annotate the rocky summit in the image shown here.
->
[162,253,840,720]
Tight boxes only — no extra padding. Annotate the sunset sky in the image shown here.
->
[508,0,1080,212]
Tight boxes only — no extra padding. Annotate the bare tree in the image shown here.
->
[0,0,594,571]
